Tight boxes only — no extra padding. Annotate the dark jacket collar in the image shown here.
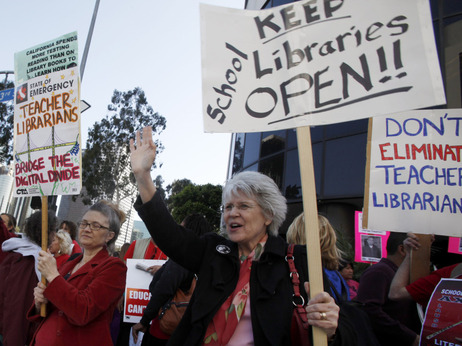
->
[260,234,287,259]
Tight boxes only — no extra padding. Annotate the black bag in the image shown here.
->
[325,272,380,346]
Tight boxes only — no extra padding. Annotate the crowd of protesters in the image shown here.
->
[0,127,460,345]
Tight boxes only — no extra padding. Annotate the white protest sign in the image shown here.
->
[13,67,81,197]
[14,32,78,84]
[366,110,462,237]
[13,32,81,197]
[201,0,446,133]
[123,259,166,323]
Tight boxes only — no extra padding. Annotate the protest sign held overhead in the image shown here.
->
[354,211,389,263]
[201,0,446,133]
[13,32,81,197]
[364,110,462,238]
[14,32,78,84]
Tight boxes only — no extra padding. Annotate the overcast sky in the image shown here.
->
[1,0,244,188]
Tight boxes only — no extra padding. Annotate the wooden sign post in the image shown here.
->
[410,234,432,283]
[40,196,48,317]
[297,126,327,346]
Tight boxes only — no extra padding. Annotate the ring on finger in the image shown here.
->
[320,312,327,320]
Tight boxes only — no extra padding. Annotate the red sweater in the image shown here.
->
[28,248,126,345]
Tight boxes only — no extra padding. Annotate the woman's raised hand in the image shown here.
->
[130,126,158,202]
[130,126,157,175]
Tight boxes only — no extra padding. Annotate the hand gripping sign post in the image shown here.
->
[201,0,445,344]
[13,32,81,316]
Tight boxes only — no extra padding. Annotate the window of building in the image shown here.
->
[243,132,260,167]
[284,149,301,200]
[287,129,297,149]
[261,130,285,157]
[322,133,367,198]
[232,133,245,174]
[259,153,284,188]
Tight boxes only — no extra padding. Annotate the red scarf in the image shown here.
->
[203,235,267,345]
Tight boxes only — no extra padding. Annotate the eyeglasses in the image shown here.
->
[77,221,110,231]
[221,202,256,213]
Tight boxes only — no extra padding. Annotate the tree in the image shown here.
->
[166,180,222,232]
[0,80,15,164]
[165,178,192,196]
[81,87,166,204]
[153,174,166,201]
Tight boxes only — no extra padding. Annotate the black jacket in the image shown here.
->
[135,192,355,345]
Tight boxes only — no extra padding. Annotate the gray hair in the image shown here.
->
[56,229,73,255]
[87,200,126,247]
[222,171,287,236]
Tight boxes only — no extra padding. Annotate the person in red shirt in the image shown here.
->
[124,238,167,262]
[0,218,14,264]
[389,233,462,308]
[48,229,72,268]
[1,213,17,235]
[59,220,82,255]
[0,211,57,345]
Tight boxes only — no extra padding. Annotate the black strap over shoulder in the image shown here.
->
[66,252,81,262]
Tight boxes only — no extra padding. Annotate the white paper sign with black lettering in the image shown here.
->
[201,0,446,133]
[366,109,461,237]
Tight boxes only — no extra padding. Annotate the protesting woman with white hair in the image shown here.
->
[49,229,73,268]
[130,127,355,345]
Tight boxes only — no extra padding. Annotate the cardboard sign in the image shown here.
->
[420,279,462,346]
[13,68,81,197]
[14,32,78,84]
[13,32,81,197]
[123,259,166,323]
[365,110,462,237]
[200,0,445,133]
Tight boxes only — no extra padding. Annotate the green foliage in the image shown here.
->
[81,87,166,204]
[166,180,222,233]
[166,178,192,196]
[0,81,15,165]
[335,227,370,280]
[335,227,354,261]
